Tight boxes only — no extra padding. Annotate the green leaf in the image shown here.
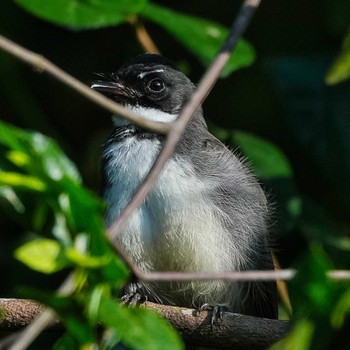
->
[325,29,350,85]
[53,333,80,350]
[98,297,184,350]
[232,131,293,179]
[23,289,96,345]
[290,244,335,321]
[0,121,81,183]
[271,319,314,350]
[6,150,31,167]
[141,3,255,76]
[15,0,148,29]
[15,239,70,274]
[0,172,46,191]
[66,248,111,268]
[331,288,350,329]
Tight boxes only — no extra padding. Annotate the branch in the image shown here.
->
[136,269,350,283]
[106,0,262,278]
[0,299,289,349]
[0,34,170,134]
[0,274,75,350]
[129,16,161,54]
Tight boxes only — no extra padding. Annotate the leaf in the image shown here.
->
[66,248,111,268]
[0,172,46,191]
[331,288,350,328]
[0,121,81,183]
[271,319,314,350]
[98,297,183,350]
[23,289,96,346]
[141,3,255,76]
[53,333,80,350]
[232,131,293,179]
[0,186,25,213]
[290,244,335,320]
[325,29,350,85]
[6,150,31,167]
[15,0,148,29]
[15,239,70,273]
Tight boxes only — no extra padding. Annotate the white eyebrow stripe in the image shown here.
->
[138,69,164,79]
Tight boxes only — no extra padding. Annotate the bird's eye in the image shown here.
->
[148,79,165,92]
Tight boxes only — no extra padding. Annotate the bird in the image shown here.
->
[91,53,278,320]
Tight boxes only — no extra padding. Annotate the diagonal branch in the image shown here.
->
[129,15,161,54]
[0,34,170,134]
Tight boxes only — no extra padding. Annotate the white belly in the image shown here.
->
[103,136,229,274]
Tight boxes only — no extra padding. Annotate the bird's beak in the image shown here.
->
[91,81,132,98]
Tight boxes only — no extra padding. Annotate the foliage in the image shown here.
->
[0,121,183,350]
[212,127,350,348]
[15,0,255,77]
[326,28,350,85]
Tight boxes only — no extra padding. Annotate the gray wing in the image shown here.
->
[178,120,278,319]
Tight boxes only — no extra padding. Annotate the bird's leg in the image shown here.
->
[199,303,228,326]
[120,283,148,306]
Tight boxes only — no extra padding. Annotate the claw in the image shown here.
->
[120,283,148,306]
[199,304,226,326]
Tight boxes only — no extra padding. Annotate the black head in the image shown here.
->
[91,54,196,115]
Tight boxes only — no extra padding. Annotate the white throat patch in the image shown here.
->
[112,105,178,126]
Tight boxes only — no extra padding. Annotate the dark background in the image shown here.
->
[0,0,350,301]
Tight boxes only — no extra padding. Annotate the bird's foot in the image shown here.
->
[199,303,228,326]
[120,283,148,306]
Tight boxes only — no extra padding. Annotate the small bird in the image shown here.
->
[91,53,278,320]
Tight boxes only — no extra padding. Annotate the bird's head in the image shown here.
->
[91,53,196,124]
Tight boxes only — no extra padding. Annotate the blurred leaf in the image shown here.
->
[141,3,255,76]
[327,236,350,252]
[66,248,111,268]
[0,121,81,183]
[6,150,31,167]
[53,333,79,350]
[15,238,70,273]
[271,319,314,350]
[24,289,96,345]
[0,172,46,191]
[15,1,255,76]
[331,288,350,329]
[289,244,335,324]
[98,297,184,350]
[15,0,148,29]
[326,29,350,85]
[232,131,293,179]
[286,245,339,349]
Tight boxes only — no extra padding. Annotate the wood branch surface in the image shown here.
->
[0,299,289,349]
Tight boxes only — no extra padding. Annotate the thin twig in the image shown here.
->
[106,0,262,279]
[0,34,170,134]
[129,16,161,54]
[138,269,296,282]
[328,270,350,280]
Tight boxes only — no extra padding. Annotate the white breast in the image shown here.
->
[104,135,232,269]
